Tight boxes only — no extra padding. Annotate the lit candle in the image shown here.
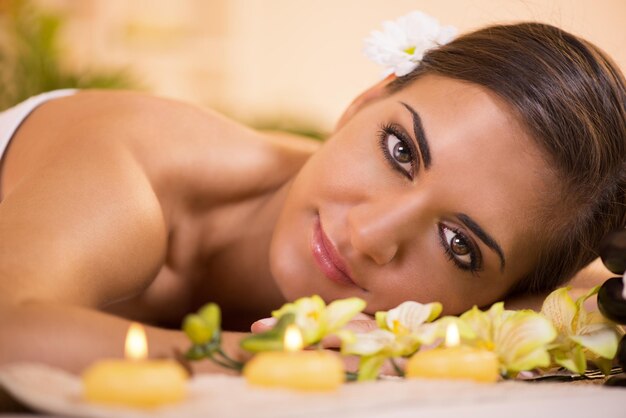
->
[82,323,188,408]
[406,322,499,383]
[243,324,344,391]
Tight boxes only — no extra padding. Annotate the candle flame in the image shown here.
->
[445,322,460,347]
[283,324,304,352]
[125,322,148,360]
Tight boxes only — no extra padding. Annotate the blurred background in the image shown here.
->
[1,0,625,138]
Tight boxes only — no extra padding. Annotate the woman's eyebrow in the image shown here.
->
[457,213,506,272]
[400,101,432,169]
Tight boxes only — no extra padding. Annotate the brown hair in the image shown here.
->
[389,23,626,295]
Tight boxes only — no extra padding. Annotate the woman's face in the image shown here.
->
[269,74,554,315]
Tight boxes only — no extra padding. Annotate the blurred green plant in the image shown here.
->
[251,117,327,141]
[0,0,138,110]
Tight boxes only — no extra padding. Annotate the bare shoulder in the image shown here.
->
[53,90,315,199]
[0,91,171,307]
[0,89,317,308]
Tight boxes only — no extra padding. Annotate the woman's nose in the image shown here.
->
[347,193,427,265]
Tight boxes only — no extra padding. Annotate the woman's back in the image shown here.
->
[0,90,316,333]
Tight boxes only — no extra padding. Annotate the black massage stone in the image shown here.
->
[599,230,626,275]
[597,277,626,324]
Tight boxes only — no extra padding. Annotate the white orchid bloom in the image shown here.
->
[461,302,557,376]
[541,286,622,374]
[271,295,366,346]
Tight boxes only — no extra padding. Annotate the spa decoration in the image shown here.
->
[83,323,188,408]
[243,324,345,391]
[405,322,499,382]
[598,277,626,323]
[459,303,557,377]
[339,301,446,381]
[183,290,623,385]
[597,228,626,385]
[363,10,457,77]
[540,286,621,375]
[182,303,244,371]
[240,295,367,353]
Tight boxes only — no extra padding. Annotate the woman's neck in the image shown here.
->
[180,132,318,326]
[200,178,295,327]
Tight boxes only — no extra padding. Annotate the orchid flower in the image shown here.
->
[340,301,442,380]
[270,295,367,346]
[460,302,557,376]
[541,286,622,375]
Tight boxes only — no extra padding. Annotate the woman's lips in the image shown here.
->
[311,215,359,288]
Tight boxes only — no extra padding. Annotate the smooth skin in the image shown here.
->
[0,75,611,374]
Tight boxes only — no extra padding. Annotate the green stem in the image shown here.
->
[345,371,359,382]
[390,358,405,377]
[216,348,245,371]
[207,352,241,371]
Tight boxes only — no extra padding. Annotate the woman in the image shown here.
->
[0,22,624,374]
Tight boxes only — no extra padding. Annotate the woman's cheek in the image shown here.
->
[318,140,386,196]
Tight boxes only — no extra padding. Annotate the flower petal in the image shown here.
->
[460,305,492,343]
[552,345,587,375]
[495,311,556,373]
[272,295,326,345]
[375,311,388,330]
[183,314,213,345]
[325,297,367,332]
[506,347,552,373]
[198,303,221,335]
[358,355,388,381]
[540,287,576,334]
[570,327,619,359]
[342,329,396,356]
[412,316,477,346]
[363,10,457,78]
[385,301,442,334]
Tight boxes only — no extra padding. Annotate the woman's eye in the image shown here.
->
[378,125,416,178]
[439,224,480,271]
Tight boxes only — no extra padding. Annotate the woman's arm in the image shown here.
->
[0,301,248,374]
[0,134,247,374]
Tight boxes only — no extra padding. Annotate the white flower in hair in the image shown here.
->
[364,11,457,77]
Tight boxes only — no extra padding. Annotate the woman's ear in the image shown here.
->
[333,75,396,133]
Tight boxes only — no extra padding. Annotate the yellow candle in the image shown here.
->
[243,324,344,391]
[83,323,188,408]
[406,323,499,383]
